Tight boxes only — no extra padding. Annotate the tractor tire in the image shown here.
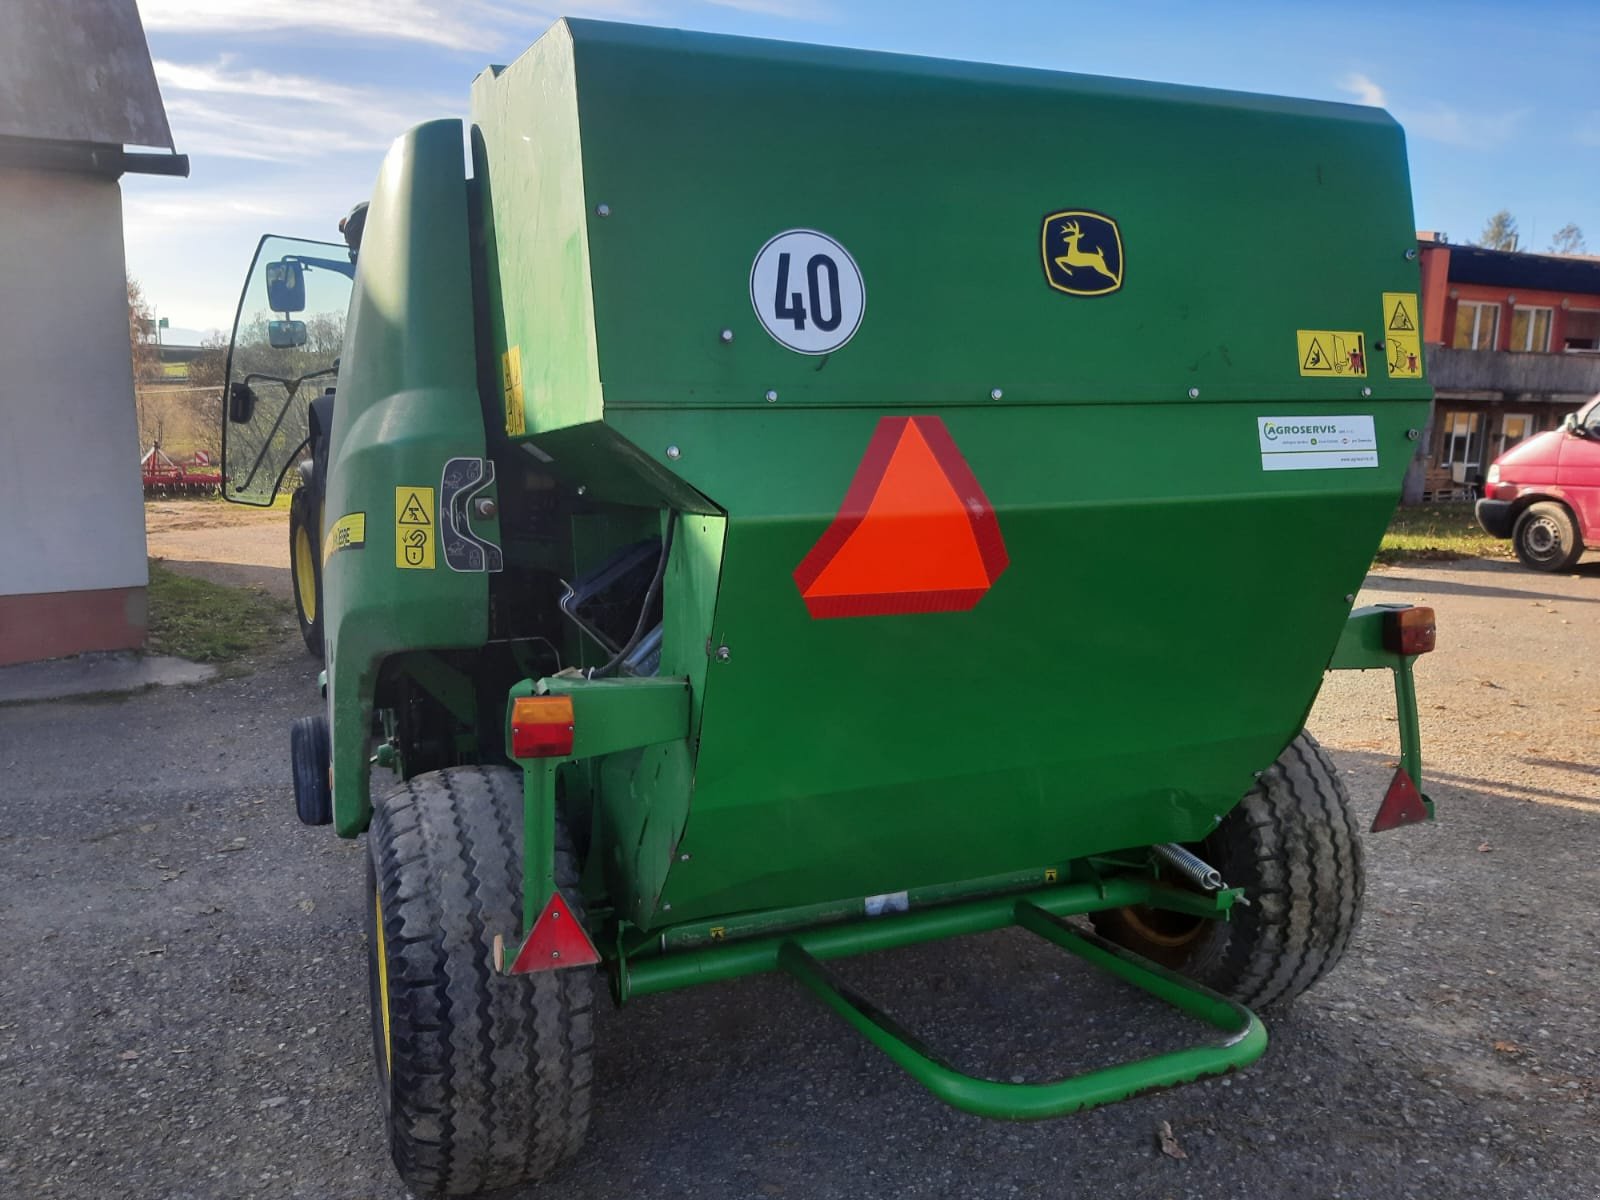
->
[1511,501,1584,572]
[289,486,324,658]
[289,714,332,826]
[365,766,593,1197]
[1091,730,1364,1010]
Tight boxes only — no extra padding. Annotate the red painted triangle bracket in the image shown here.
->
[508,892,600,975]
[1371,767,1429,833]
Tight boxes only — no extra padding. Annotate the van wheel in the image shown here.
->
[366,766,593,1197]
[1512,501,1583,572]
[289,486,324,656]
[1091,731,1365,1009]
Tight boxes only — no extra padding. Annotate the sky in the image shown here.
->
[126,0,1600,341]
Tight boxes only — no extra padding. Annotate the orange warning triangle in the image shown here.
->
[794,416,1007,619]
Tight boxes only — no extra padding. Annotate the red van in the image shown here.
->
[1476,393,1600,570]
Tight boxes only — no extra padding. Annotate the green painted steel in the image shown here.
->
[1328,605,1433,813]
[618,876,1228,999]
[320,120,491,835]
[779,907,1265,1120]
[468,19,1431,934]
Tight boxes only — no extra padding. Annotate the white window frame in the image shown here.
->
[1496,412,1533,458]
[1454,301,1499,350]
[1439,411,1482,469]
[1510,305,1554,352]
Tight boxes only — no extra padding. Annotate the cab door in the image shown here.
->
[221,236,354,505]
[1556,397,1600,540]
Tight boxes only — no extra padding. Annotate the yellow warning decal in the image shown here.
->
[395,487,435,570]
[502,345,525,437]
[1296,330,1368,377]
[324,512,366,565]
[1382,292,1424,379]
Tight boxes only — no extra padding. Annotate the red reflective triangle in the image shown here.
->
[794,415,1007,619]
[508,892,600,974]
[1371,767,1429,833]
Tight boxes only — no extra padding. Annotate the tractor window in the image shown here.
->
[222,235,355,505]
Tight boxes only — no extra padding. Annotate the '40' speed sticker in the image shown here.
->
[749,229,865,355]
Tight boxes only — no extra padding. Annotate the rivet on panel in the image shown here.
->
[1406,428,1421,442]
[989,388,1003,401]
[765,390,778,403]
[1187,387,1201,399]
[1361,387,1372,398]
[1404,248,1418,260]
[595,203,611,217]
[719,329,734,344]
[666,445,681,460]
[715,645,731,662]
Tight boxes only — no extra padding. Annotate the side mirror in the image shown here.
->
[265,259,306,313]
[1565,412,1586,437]
[228,380,257,424]
[268,319,308,349]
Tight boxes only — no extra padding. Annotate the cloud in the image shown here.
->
[1403,103,1530,148]
[138,0,650,51]
[698,0,831,16]
[153,59,461,162]
[1338,72,1387,108]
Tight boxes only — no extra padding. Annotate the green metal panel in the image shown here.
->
[322,119,490,835]
[470,28,603,437]
[466,22,1430,929]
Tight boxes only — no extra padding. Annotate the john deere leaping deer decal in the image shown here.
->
[1041,210,1124,296]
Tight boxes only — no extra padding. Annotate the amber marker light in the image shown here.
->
[511,695,575,757]
[1382,606,1437,657]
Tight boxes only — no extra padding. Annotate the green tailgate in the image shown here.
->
[472,21,1429,927]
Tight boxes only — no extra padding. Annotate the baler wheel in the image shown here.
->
[1092,730,1364,1009]
[289,486,324,658]
[365,766,593,1197]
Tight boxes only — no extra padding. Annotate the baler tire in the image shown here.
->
[1091,730,1364,1010]
[365,766,593,1197]
[288,487,324,658]
[1511,501,1583,572]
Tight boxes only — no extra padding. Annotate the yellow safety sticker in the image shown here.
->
[323,512,366,565]
[1296,330,1368,377]
[395,487,435,570]
[502,345,525,437]
[1382,292,1424,379]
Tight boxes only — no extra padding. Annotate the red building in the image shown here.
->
[1413,235,1600,502]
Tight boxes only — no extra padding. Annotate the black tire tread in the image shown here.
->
[288,486,324,658]
[367,765,592,1197]
[1512,501,1584,572]
[1093,730,1364,1010]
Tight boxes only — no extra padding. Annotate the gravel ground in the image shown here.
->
[1,552,1596,1200]
[145,498,292,600]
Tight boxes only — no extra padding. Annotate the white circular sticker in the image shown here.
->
[749,229,865,355]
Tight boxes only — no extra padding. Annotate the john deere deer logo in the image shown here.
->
[1041,210,1124,297]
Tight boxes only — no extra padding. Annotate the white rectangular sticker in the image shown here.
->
[1258,415,1378,471]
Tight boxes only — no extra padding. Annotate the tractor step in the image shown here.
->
[777,901,1266,1120]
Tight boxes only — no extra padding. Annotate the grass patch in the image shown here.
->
[1375,503,1513,565]
[145,558,290,665]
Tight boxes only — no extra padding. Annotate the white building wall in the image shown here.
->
[0,167,148,598]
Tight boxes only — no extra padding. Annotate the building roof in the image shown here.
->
[1444,244,1600,297]
[0,0,172,149]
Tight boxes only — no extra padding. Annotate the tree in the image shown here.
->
[1548,223,1587,255]
[1477,210,1519,252]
